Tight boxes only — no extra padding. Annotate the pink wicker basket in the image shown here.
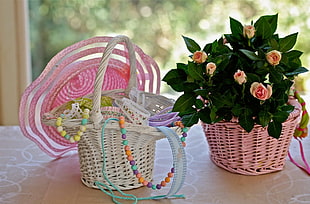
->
[202,98,302,175]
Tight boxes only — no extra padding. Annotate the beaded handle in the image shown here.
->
[91,35,138,126]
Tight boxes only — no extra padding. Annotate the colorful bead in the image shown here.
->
[121,128,127,134]
[55,120,62,126]
[60,130,67,137]
[147,182,153,188]
[125,150,131,156]
[119,117,187,191]
[74,135,81,141]
[55,108,89,142]
[81,118,88,125]
[138,177,145,183]
[131,165,138,171]
[69,137,75,143]
[124,145,130,151]
[56,126,63,132]
[80,125,86,132]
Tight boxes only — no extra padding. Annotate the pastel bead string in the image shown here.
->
[118,116,188,190]
[95,118,185,204]
[55,109,90,142]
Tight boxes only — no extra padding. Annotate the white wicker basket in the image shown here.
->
[43,35,176,190]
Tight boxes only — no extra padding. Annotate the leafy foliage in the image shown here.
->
[163,14,308,139]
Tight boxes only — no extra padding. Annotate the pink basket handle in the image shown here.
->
[91,35,137,125]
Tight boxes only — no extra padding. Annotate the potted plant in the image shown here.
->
[163,14,308,175]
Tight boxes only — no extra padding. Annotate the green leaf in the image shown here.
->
[254,14,278,39]
[162,69,187,92]
[272,111,289,123]
[267,121,282,139]
[195,99,204,109]
[229,17,243,37]
[279,33,298,52]
[172,93,196,113]
[239,49,261,61]
[183,82,200,93]
[258,110,272,127]
[188,62,205,81]
[198,108,211,124]
[269,69,283,83]
[194,89,209,98]
[268,38,279,50]
[285,50,303,59]
[285,67,309,76]
[182,113,199,127]
[182,36,201,53]
[239,108,254,132]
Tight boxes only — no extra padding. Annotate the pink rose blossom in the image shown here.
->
[192,51,208,64]
[266,50,282,66]
[206,62,216,75]
[243,25,256,39]
[234,69,247,85]
[250,82,272,100]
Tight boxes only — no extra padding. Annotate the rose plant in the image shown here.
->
[163,14,308,139]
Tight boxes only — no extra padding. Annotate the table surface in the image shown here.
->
[1,124,310,204]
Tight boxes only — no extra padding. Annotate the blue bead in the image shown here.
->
[81,118,88,125]
[121,128,127,134]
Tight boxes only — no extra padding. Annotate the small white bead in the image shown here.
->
[56,126,63,132]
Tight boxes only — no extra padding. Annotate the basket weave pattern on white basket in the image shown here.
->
[203,98,302,175]
[43,35,175,190]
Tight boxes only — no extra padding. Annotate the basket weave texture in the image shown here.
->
[202,98,302,175]
[43,35,175,190]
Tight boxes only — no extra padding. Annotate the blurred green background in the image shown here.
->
[28,0,310,93]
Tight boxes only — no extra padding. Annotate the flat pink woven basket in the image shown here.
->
[19,36,161,158]
[203,98,302,175]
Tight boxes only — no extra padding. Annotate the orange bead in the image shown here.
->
[138,177,145,183]
[160,181,167,187]
[136,173,142,178]
[168,172,174,178]
[119,124,125,129]
[165,177,171,183]
[125,150,132,156]
[119,119,125,125]
[127,155,133,161]
[182,142,186,147]
[124,145,130,151]
[142,180,149,186]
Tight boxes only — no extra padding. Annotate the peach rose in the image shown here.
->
[234,69,247,85]
[243,25,256,39]
[266,50,282,66]
[192,51,208,64]
[206,62,216,75]
[250,82,272,100]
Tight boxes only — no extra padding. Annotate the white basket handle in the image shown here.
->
[91,35,137,126]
